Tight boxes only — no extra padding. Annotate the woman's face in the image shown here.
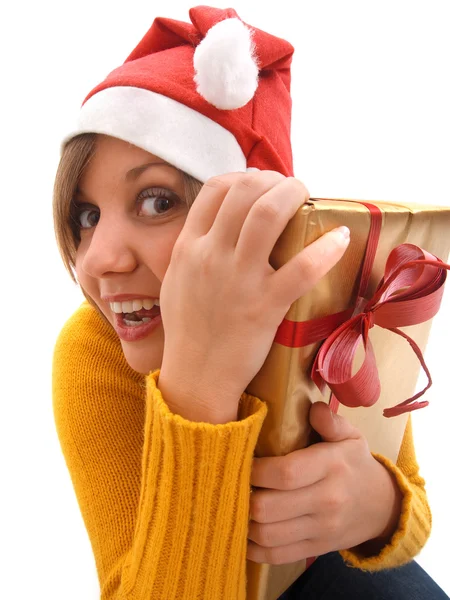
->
[75,134,190,373]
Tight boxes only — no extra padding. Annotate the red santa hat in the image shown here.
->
[62,6,295,182]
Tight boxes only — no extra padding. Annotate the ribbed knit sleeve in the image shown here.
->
[52,302,267,599]
[339,415,432,571]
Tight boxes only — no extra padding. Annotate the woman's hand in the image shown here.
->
[158,171,350,420]
[247,402,404,564]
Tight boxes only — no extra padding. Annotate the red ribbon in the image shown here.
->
[274,201,450,418]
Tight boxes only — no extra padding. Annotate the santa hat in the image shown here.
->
[62,6,295,182]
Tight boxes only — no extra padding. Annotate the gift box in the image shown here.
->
[244,198,450,600]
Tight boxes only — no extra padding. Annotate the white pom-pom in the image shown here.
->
[193,18,259,110]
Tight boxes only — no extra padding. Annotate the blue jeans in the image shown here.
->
[277,552,449,599]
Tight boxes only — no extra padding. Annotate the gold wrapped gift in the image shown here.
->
[245,198,450,600]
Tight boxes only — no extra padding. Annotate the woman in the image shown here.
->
[52,6,448,599]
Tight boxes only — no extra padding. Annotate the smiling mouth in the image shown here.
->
[112,306,162,342]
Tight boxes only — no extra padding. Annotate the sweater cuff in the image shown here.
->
[148,369,268,427]
[339,453,431,571]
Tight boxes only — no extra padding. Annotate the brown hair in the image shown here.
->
[53,133,204,284]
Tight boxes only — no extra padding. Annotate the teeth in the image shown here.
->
[109,298,159,313]
[122,301,134,313]
[123,318,142,327]
[123,316,153,327]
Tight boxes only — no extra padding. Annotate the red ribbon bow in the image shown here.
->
[274,202,450,417]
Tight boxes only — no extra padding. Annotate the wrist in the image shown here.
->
[375,462,403,541]
[359,458,403,554]
[157,369,239,424]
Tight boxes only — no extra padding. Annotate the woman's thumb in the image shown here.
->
[309,401,361,443]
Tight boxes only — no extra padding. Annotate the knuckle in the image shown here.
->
[244,170,286,186]
[324,489,345,512]
[252,200,279,223]
[334,458,350,479]
[330,448,353,480]
[252,523,272,547]
[280,459,299,490]
[286,176,310,198]
[324,514,341,537]
[297,178,311,201]
[266,547,285,565]
[171,238,188,261]
[299,247,322,278]
[327,444,344,469]
[197,245,218,277]
[262,169,286,179]
[234,172,257,189]
[250,496,266,523]
[204,172,254,190]
[243,303,265,326]
[203,175,230,189]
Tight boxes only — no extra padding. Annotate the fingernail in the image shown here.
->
[332,226,350,241]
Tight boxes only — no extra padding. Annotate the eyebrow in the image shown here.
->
[76,160,178,201]
[125,161,177,181]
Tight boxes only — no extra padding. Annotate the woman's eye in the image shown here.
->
[78,208,99,229]
[138,187,180,217]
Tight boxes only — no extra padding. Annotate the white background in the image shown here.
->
[1,0,449,597]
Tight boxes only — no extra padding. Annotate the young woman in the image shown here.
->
[52,6,448,599]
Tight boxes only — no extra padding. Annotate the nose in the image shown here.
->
[80,215,139,278]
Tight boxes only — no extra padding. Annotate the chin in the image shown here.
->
[120,335,164,375]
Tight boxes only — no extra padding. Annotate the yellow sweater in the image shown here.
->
[52,302,432,599]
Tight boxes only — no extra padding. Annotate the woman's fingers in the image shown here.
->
[270,227,350,310]
[209,171,287,247]
[180,171,287,245]
[251,445,329,492]
[247,537,329,566]
[247,513,318,549]
[181,175,231,239]
[250,485,319,526]
[234,176,310,263]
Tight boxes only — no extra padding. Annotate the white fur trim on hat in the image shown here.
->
[193,18,259,110]
[61,87,247,182]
